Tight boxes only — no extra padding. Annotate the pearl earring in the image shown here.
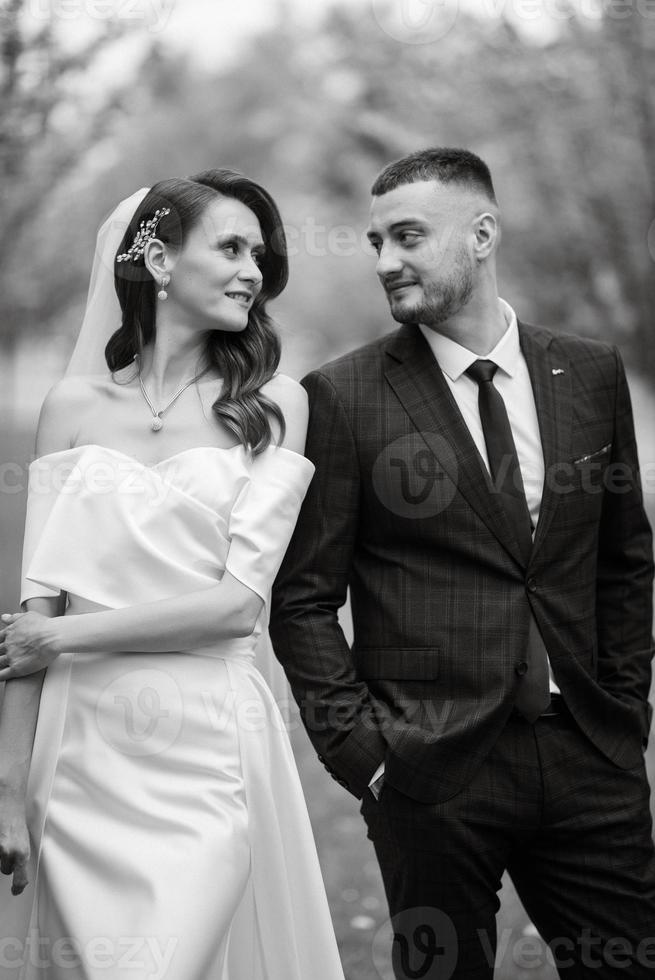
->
[158,274,170,301]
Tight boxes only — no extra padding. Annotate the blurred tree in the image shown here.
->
[0,0,172,358]
[332,2,653,374]
[2,0,653,382]
[219,0,654,375]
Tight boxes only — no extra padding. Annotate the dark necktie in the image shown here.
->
[466,359,551,722]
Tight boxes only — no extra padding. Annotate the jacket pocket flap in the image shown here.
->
[354,647,440,680]
[573,443,612,465]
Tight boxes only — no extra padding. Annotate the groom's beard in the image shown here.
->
[389,252,475,327]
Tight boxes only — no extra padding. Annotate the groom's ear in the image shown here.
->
[472,211,500,260]
[143,238,172,280]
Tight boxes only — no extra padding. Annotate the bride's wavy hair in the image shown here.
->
[107,169,288,454]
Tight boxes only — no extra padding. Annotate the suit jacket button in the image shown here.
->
[527,577,537,593]
[515,661,529,676]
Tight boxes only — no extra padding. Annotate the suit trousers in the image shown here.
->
[361,707,655,979]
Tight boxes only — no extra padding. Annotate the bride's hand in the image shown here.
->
[0,612,60,680]
[0,787,30,895]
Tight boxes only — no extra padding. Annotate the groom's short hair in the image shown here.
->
[371,147,498,205]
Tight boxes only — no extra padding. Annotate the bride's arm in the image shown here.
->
[0,575,263,676]
[0,596,59,895]
[0,382,78,892]
[58,573,264,653]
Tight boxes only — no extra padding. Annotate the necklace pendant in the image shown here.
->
[135,353,210,434]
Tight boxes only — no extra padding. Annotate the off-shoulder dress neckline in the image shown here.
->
[29,442,311,470]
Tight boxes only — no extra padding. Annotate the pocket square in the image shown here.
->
[573,443,612,465]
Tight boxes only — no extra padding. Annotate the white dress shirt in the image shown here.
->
[369,299,556,794]
[418,298,544,531]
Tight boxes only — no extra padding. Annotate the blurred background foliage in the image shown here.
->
[1,0,654,377]
[1,1,654,977]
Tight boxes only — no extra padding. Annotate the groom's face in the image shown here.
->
[366,179,477,328]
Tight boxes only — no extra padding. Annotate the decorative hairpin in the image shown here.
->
[116,208,171,263]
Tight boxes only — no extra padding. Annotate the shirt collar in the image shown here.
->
[418,298,520,382]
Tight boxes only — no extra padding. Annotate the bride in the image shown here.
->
[0,170,345,979]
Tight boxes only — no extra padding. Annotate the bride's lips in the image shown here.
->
[225,291,253,308]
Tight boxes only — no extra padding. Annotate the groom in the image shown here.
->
[269,148,655,977]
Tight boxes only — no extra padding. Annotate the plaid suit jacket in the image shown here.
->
[269,321,654,803]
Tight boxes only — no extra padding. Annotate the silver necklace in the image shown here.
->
[134,354,209,432]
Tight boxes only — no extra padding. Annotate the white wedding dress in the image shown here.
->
[0,443,345,980]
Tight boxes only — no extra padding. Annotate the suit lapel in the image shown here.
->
[384,325,526,567]
[518,321,572,563]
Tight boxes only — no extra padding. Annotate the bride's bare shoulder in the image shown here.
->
[36,374,113,454]
[42,373,113,412]
[261,373,307,406]
[261,373,308,415]
[260,373,309,453]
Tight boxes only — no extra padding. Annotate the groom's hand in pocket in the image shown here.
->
[0,611,60,680]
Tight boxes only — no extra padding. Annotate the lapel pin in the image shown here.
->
[551,368,565,376]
